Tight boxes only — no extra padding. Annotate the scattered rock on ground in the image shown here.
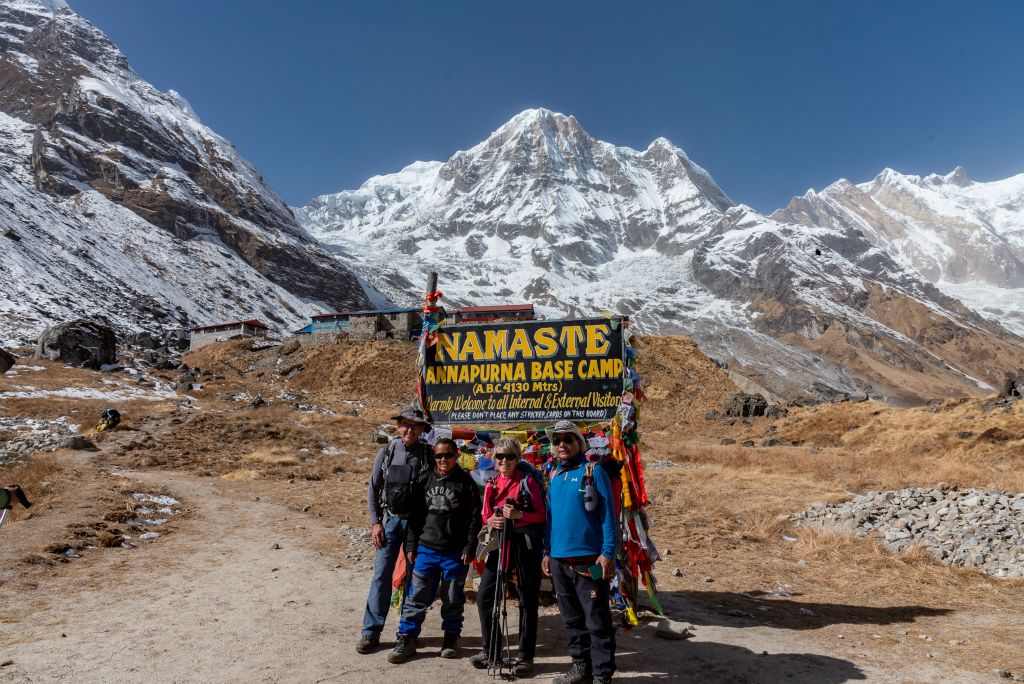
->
[792,485,1024,577]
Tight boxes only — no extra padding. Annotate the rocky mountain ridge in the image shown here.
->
[300,109,1024,404]
[773,167,1024,336]
[0,0,370,346]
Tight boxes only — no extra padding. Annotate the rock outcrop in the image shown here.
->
[0,347,15,373]
[35,319,116,368]
[722,393,768,417]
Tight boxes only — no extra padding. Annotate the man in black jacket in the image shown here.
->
[389,438,482,664]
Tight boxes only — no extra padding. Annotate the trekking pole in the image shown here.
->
[0,485,32,531]
[488,499,518,680]
[487,521,506,676]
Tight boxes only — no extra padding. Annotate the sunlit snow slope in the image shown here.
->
[773,167,1024,337]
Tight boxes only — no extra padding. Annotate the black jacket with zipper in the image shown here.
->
[406,465,482,556]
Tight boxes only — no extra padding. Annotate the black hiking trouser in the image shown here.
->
[477,530,543,662]
[550,556,616,678]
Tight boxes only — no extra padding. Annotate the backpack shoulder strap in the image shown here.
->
[383,439,398,473]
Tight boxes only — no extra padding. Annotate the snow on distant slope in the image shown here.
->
[773,167,1024,335]
[0,0,369,344]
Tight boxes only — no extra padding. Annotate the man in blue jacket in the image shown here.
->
[542,420,617,684]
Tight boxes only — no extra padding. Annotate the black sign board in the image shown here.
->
[423,317,625,424]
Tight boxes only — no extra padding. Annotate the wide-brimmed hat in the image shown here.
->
[545,420,586,446]
[391,404,431,427]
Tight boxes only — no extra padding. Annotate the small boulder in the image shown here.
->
[61,436,97,451]
[654,618,694,641]
[280,338,302,356]
[977,427,1014,442]
[35,320,116,369]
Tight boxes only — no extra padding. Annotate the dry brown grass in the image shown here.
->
[0,454,66,515]
[221,469,260,481]
[243,446,301,466]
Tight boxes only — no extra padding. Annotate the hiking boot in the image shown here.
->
[355,635,379,654]
[387,634,416,664]
[593,677,612,684]
[513,658,535,677]
[440,632,460,658]
[469,651,490,669]
[553,661,592,684]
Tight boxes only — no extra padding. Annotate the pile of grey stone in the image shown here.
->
[789,485,1024,578]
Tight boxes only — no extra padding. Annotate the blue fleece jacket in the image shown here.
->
[545,455,617,559]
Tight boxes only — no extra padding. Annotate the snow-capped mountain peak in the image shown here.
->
[299,110,1024,403]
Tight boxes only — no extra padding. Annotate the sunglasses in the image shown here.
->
[397,422,422,431]
[551,435,577,446]
[434,451,458,459]
[493,452,518,461]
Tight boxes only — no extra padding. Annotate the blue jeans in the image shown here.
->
[361,514,408,638]
[397,545,468,638]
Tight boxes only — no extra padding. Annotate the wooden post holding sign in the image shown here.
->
[426,272,437,301]
[421,317,626,424]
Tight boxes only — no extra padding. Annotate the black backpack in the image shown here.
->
[382,440,432,517]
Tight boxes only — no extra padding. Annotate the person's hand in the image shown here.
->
[371,523,385,549]
[406,549,416,565]
[461,551,471,565]
[488,514,505,530]
[502,504,522,520]
[541,556,551,576]
[596,554,614,580]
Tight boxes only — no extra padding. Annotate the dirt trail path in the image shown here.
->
[0,470,978,683]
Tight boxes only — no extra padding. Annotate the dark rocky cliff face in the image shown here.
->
[0,0,369,326]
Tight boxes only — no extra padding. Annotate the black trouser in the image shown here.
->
[477,530,543,662]
[550,557,616,678]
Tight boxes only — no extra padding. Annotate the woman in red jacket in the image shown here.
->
[470,437,546,676]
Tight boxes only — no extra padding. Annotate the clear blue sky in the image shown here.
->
[72,0,1024,211]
